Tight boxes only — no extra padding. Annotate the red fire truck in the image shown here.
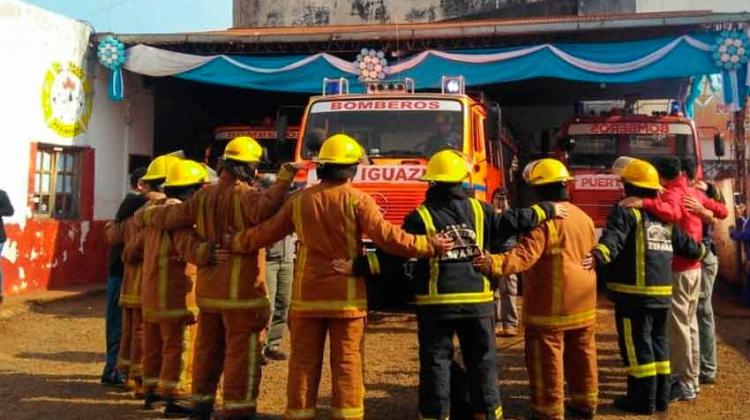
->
[556,104,708,235]
[290,77,514,226]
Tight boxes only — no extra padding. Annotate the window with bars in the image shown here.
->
[32,145,82,219]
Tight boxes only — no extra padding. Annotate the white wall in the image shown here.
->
[87,67,153,220]
[0,0,90,224]
[637,0,750,13]
[0,0,154,222]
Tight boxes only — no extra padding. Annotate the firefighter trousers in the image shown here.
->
[615,306,670,410]
[284,316,365,420]
[191,309,268,417]
[416,315,502,420]
[524,325,598,420]
[142,319,195,397]
[117,307,143,380]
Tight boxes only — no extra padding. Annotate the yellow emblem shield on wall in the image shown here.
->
[41,62,93,138]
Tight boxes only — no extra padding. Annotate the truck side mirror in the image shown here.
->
[275,115,289,144]
[562,137,576,152]
[540,130,550,155]
[714,133,725,157]
[304,128,326,154]
[484,104,501,142]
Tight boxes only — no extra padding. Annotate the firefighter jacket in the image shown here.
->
[227,180,438,319]
[592,205,706,309]
[140,199,208,322]
[138,178,290,312]
[641,176,727,271]
[487,202,597,331]
[106,217,144,308]
[351,187,556,319]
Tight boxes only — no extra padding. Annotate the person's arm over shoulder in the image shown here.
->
[138,196,197,231]
[700,193,728,220]
[672,225,705,260]
[230,198,295,253]
[240,179,291,225]
[487,222,548,277]
[643,190,683,224]
[488,201,555,248]
[351,210,425,277]
[355,193,434,259]
[172,228,213,266]
[705,182,726,204]
[591,206,635,266]
[0,190,14,217]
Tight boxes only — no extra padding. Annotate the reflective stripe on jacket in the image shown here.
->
[413,198,493,306]
[139,179,290,311]
[489,202,597,330]
[228,180,435,318]
[350,192,554,319]
[140,199,206,322]
[593,205,704,308]
[120,218,145,307]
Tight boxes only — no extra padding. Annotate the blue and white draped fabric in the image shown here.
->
[120,31,750,109]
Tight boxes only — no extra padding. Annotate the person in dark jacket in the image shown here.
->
[101,167,147,387]
[334,150,566,420]
[0,188,14,305]
[584,157,704,415]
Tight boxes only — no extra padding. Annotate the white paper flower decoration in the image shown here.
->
[354,48,388,82]
[97,36,126,70]
[713,31,750,71]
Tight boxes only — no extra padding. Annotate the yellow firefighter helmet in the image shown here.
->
[315,134,364,165]
[522,158,574,186]
[421,149,470,183]
[613,156,661,190]
[223,136,263,164]
[141,154,182,182]
[164,159,208,188]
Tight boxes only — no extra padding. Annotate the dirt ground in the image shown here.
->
[1,288,749,420]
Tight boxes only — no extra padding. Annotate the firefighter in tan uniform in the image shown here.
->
[475,159,598,420]
[222,134,453,420]
[106,209,143,395]
[137,159,213,417]
[106,156,173,397]
[114,216,145,394]
[139,136,297,420]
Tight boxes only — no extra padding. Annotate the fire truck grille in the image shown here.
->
[354,183,428,226]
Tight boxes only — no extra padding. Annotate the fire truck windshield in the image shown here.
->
[567,131,695,169]
[301,99,464,159]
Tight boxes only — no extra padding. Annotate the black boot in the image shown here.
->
[164,398,194,418]
[188,403,213,420]
[614,396,655,415]
[144,391,163,410]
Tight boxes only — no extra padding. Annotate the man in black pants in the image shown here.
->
[335,150,565,419]
[585,157,704,414]
[101,167,147,387]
